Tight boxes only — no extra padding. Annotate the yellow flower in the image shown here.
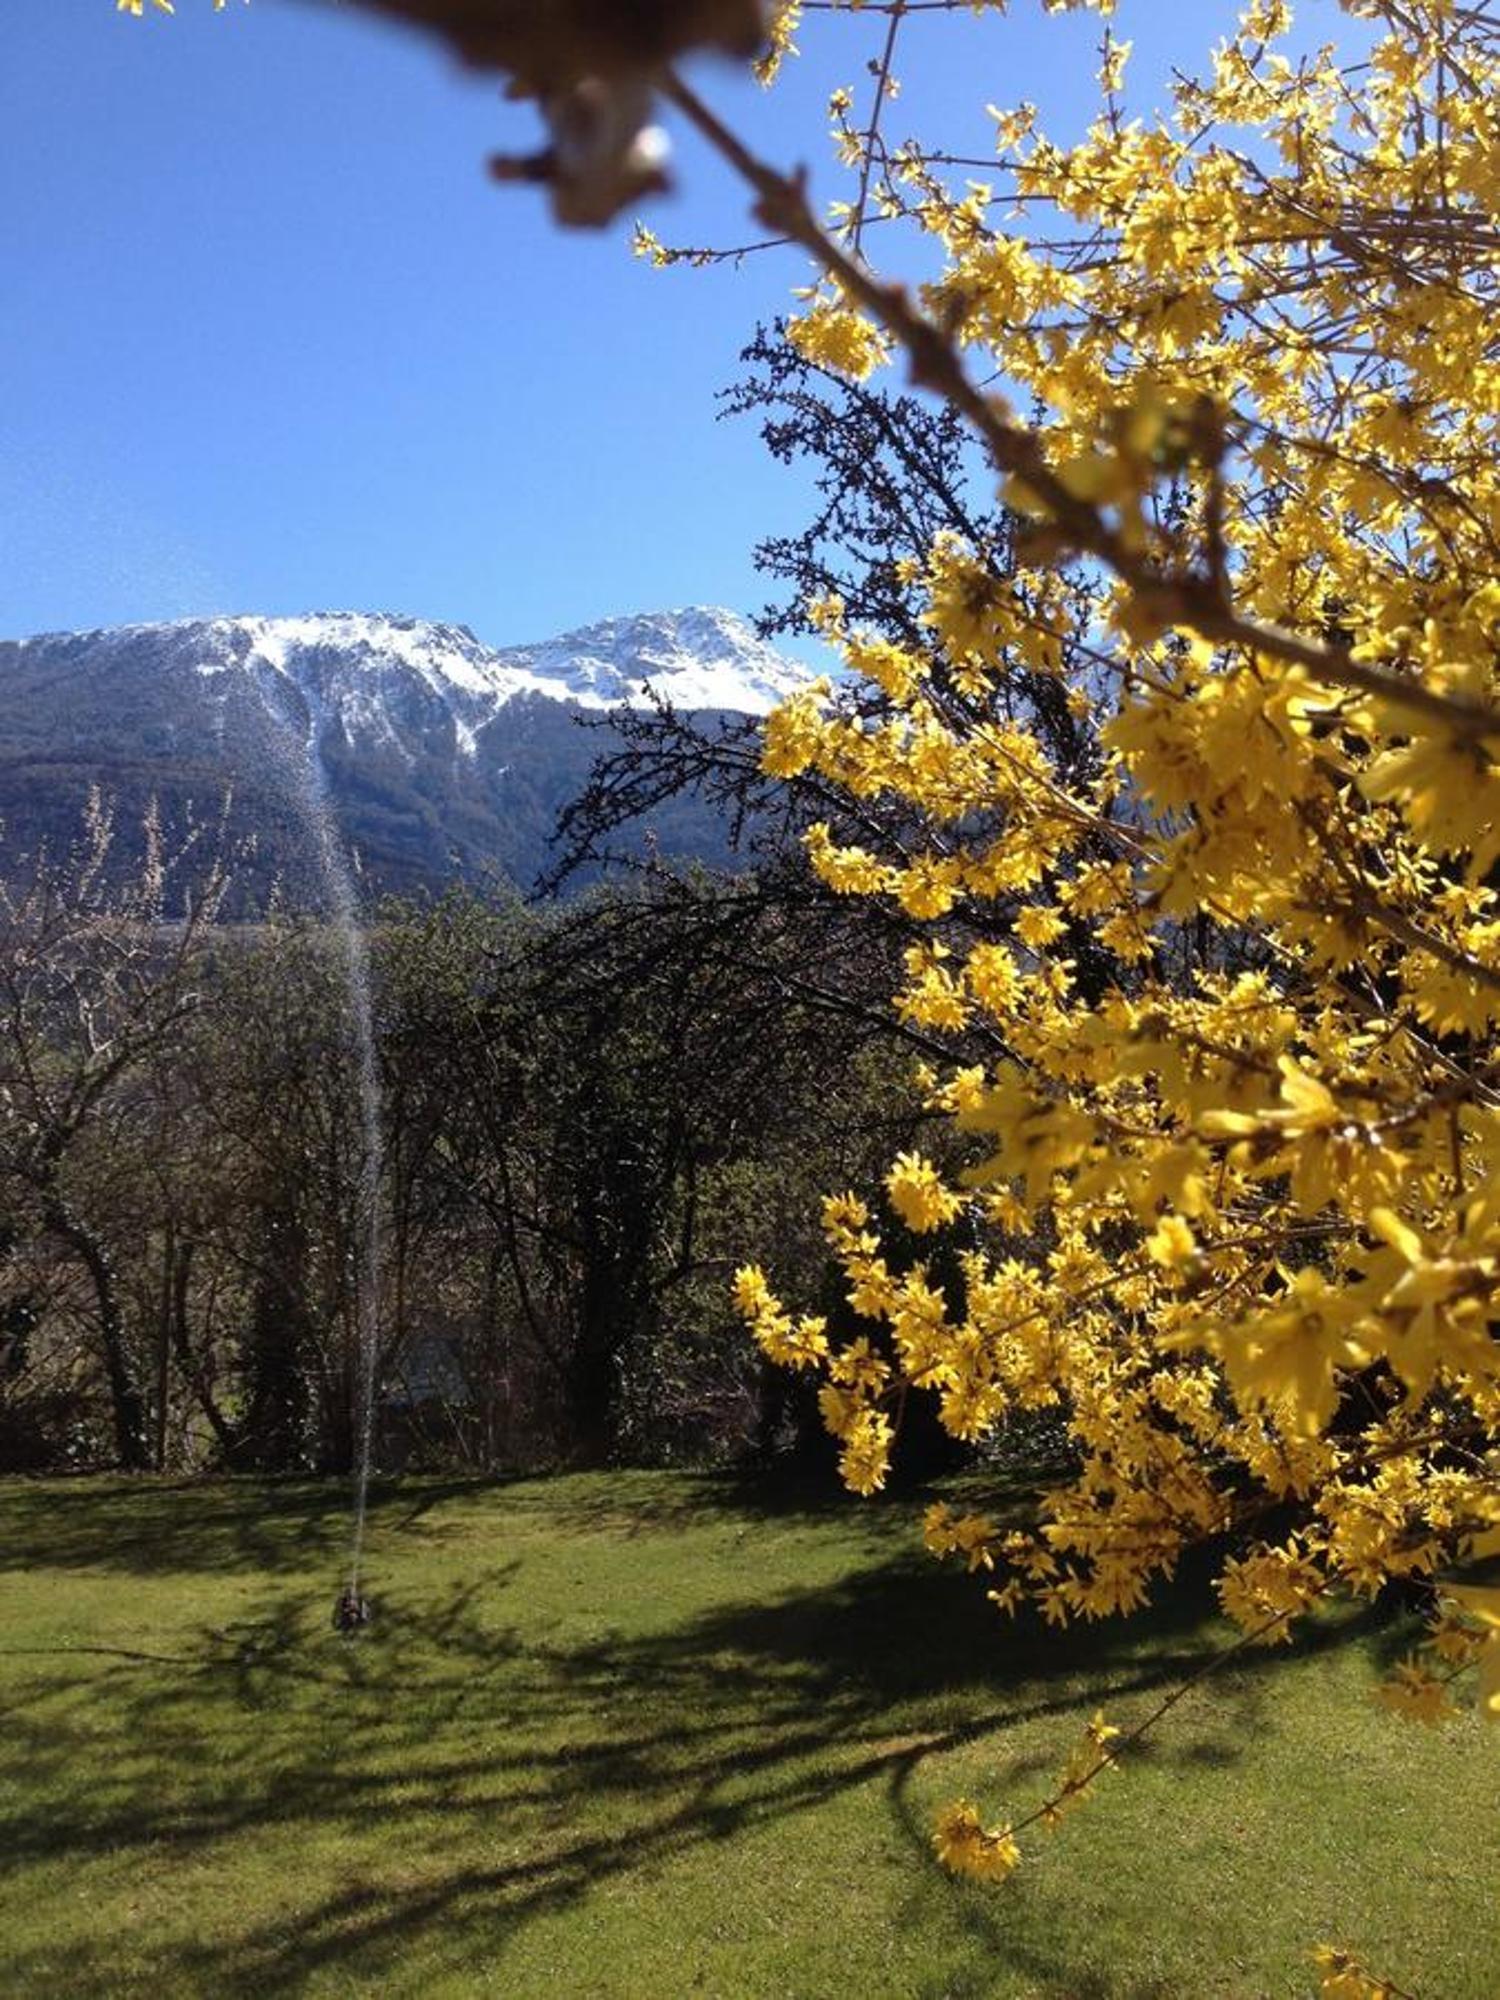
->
[932,1801,1020,1882]
[1443,1582,1500,1723]
[886,1152,962,1233]
[1014,904,1068,950]
[786,300,890,381]
[1145,1213,1198,1272]
[1373,1660,1458,1728]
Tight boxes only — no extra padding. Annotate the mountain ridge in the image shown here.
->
[0,605,806,900]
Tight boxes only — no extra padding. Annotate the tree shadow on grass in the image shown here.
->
[0,1465,899,1579]
[0,1475,360,1577]
[881,1757,1186,2000]
[525,1461,1057,1542]
[0,1504,1377,2000]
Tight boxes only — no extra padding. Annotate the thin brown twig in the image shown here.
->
[851,0,905,260]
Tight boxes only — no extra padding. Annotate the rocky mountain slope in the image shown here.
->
[0,607,803,900]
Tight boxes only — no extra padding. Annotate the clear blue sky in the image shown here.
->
[4,0,1272,650]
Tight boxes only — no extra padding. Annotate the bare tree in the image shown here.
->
[0,793,230,1467]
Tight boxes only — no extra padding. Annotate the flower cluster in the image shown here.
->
[738,0,1500,1707]
[730,0,1500,1922]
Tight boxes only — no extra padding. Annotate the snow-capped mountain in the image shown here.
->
[493,607,807,714]
[0,607,806,900]
[178,605,805,738]
[58,604,803,745]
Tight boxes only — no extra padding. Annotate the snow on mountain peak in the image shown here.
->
[142,603,808,732]
[6,606,809,782]
[498,605,806,714]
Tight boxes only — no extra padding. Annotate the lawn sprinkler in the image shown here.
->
[333,1587,373,1635]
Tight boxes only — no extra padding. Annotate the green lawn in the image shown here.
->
[0,1471,1494,1998]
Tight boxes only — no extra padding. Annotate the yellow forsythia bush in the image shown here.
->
[726,0,1500,1898]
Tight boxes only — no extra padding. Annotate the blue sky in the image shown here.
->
[4,0,1280,650]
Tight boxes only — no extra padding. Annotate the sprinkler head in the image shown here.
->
[333,1588,373,1635]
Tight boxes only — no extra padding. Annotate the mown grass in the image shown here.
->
[0,1470,1494,1998]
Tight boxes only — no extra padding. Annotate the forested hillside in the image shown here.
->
[0,607,803,899]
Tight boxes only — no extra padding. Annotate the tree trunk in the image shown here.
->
[234,1203,312,1471]
[566,1249,625,1465]
[154,1222,175,1471]
[169,1242,237,1456]
[46,1199,149,1470]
